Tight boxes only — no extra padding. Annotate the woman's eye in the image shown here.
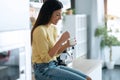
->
[56,14,60,16]
[56,13,62,16]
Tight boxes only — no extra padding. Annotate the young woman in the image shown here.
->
[31,0,92,80]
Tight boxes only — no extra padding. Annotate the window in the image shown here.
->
[104,0,120,40]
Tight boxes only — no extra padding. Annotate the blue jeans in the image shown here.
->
[33,61,87,80]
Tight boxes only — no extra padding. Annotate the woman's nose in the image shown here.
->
[59,15,62,20]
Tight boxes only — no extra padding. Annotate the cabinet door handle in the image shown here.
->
[20,70,24,74]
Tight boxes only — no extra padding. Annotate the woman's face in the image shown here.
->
[49,9,62,25]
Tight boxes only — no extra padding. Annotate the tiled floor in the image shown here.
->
[102,65,120,80]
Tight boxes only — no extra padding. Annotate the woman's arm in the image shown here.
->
[57,40,70,54]
[48,31,70,57]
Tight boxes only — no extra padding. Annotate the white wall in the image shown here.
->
[0,0,30,31]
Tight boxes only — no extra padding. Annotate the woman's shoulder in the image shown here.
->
[33,25,47,34]
[35,25,46,31]
[34,24,56,31]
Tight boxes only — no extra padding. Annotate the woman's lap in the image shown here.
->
[33,61,87,80]
[58,65,87,78]
[46,66,86,80]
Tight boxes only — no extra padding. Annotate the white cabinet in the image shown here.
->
[62,15,87,58]
[72,58,102,80]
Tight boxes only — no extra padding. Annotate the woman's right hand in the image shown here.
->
[59,31,70,43]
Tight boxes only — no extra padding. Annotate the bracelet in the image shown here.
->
[61,41,67,46]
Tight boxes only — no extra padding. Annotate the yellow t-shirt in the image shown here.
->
[32,24,58,64]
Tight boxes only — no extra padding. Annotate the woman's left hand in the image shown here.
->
[66,38,77,47]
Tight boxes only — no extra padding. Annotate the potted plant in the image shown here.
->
[95,26,120,69]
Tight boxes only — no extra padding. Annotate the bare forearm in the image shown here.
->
[48,40,62,57]
[57,42,69,54]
